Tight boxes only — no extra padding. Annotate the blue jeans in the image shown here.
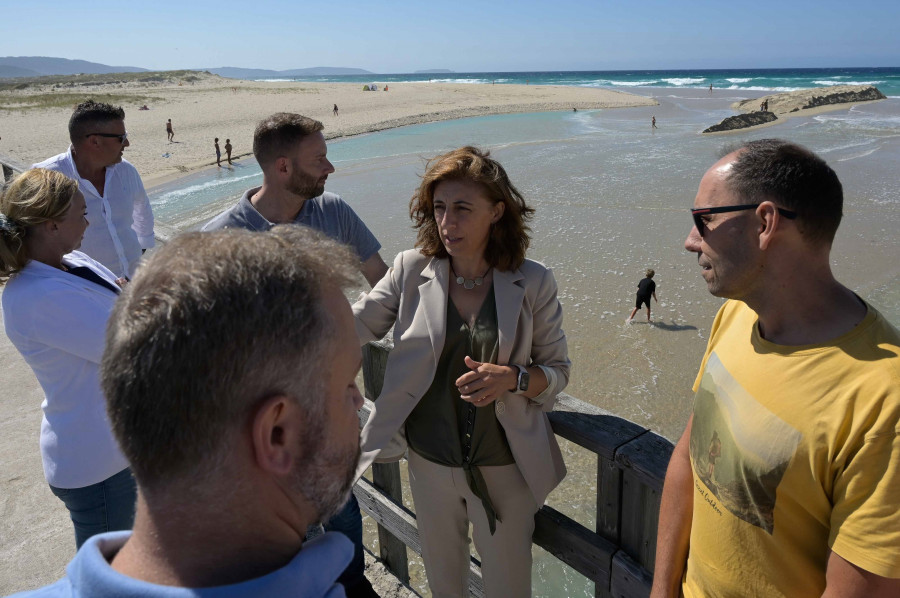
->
[49,468,137,549]
[323,493,366,590]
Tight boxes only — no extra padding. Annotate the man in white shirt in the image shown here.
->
[33,100,155,279]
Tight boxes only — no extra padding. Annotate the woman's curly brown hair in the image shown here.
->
[409,146,535,272]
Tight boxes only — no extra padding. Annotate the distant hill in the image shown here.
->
[0,56,148,77]
[414,69,454,74]
[203,66,375,79]
[0,64,41,78]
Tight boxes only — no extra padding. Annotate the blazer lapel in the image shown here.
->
[493,267,526,365]
[419,257,448,365]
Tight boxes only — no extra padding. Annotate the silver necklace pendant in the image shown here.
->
[456,275,483,290]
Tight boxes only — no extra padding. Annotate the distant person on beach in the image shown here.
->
[214,137,221,167]
[166,118,174,142]
[652,115,658,129]
[353,146,570,598]
[1,169,135,550]
[12,226,365,598]
[709,83,713,93]
[651,139,900,598]
[32,100,155,279]
[224,138,233,165]
[333,103,339,116]
[202,113,387,598]
[627,268,657,323]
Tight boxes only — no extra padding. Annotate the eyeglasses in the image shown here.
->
[85,132,128,143]
[691,203,797,237]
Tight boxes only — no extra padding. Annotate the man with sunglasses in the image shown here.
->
[33,100,155,279]
[651,139,900,598]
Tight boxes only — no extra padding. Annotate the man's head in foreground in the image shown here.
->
[253,113,335,200]
[685,138,843,301]
[102,226,363,572]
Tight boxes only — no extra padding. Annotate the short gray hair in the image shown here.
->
[102,226,359,491]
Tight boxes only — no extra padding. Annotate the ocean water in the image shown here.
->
[148,83,900,598]
[258,67,900,97]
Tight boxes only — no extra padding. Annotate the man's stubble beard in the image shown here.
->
[287,169,325,201]
[293,428,361,524]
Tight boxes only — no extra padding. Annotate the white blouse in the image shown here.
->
[2,252,128,488]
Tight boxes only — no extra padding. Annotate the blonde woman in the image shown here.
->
[1,169,134,548]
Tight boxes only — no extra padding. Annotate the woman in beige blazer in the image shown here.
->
[353,146,570,598]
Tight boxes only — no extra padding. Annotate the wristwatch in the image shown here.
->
[512,365,530,394]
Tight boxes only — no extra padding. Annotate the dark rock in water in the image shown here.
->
[703,111,777,134]
[802,86,886,109]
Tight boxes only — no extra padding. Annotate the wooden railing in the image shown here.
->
[0,154,28,189]
[355,339,674,598]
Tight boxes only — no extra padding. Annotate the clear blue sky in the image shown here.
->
[3,0,898,72]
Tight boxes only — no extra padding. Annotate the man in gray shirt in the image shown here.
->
[203,113,386,598]
[203,113,387,287]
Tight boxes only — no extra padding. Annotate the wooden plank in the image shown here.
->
[597,455,622,543]
[361,341,392,401]
[548,410,646,459]
[533,504,617,584]
[610,551,653,598]
[596,462,619,597]
[614,431,674,492]
[618,472,661,570]
[354,476,421,554]
[372,462,409,583]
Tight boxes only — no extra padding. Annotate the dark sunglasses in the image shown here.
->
[85,132,128,143]
[691,203,797,237]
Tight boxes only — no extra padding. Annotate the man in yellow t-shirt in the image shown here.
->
[651,139,900,598]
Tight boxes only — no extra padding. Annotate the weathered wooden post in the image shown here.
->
[360,339,410,583]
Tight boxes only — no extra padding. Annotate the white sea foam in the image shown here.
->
[662,77,706,86]
[836,147,880,162]
[726,78,752,83]
[726,85,803,92]
[812,80,884,86]
[153,172,260,205]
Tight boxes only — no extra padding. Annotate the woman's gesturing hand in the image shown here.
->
[456,356,517,406]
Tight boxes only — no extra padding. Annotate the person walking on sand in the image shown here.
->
[224,139,233,165]
[333,103,339,116]
[650,139,900,598]
[166,119,174,142]
[627,269,657,323]
[652,116,658,129]
[214,137,221,167]
[709,83,713,93]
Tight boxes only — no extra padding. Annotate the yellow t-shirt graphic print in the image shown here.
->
[691,353,802,534]
[682,300,900,598]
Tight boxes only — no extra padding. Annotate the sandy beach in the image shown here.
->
[0,72,656,187]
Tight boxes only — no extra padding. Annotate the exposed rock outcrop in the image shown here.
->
[792,86,886,111]
[703,111,777,134]
[731,85,886,116]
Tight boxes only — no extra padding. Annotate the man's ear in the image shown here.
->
[756,202,781,250]
[274,156,290,176]
[250,395,305,476]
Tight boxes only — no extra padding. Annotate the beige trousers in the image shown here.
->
[407,450,538,598]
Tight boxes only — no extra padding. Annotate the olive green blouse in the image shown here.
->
[405,286,514,534]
